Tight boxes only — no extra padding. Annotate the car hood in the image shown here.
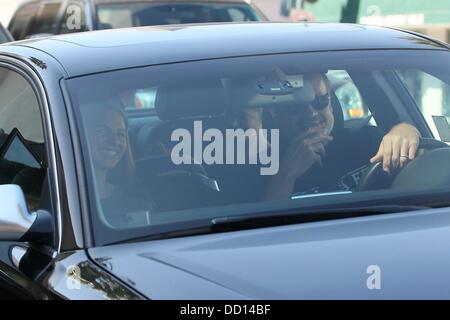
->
[89,207,450,299]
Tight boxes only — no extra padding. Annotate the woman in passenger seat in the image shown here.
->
[84,103,154,227]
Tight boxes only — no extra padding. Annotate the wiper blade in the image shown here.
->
[210,205,428,232]
[110,205,428,245]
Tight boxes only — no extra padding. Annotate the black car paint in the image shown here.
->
[14,23,447,79]
[0,40,146,300]
[0,23,447,299]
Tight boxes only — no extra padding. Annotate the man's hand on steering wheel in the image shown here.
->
[369,123,421,173]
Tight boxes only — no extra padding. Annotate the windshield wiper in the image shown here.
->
[210,205,429,232]
[111,204,428,245]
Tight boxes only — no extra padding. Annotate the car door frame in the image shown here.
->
[0,50,144,298]
[0,53,66,299]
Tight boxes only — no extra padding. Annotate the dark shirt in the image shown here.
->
[292,126,383,196]
[219,125,384,202]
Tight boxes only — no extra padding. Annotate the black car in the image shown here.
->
[0,23,13,43]
[0,23,450,300]
[8,0,266,40]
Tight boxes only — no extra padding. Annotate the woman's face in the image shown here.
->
[89,110,128,170]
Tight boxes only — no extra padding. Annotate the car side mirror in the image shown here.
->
[0,184,53,243]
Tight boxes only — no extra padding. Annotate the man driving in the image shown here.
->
[231,72,421,201]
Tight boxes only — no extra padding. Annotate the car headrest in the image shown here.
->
[155,81,227,121]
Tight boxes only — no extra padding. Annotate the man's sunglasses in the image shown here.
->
[311,92,331,110]
[283,92,331,114]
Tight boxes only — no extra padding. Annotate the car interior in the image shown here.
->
[55,51,449,234]
[99,69,450,219]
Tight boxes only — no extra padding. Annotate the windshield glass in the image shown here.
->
[96,2,261,29]
[67,49,450,245]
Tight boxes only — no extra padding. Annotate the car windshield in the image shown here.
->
[66,49,450,245]
[96,2,261,29]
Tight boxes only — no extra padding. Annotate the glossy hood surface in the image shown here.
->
[89,208,450,299]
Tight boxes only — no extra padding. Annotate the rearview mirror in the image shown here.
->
[0,185,53,243]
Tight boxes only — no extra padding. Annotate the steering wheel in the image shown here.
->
[356,138,449,191]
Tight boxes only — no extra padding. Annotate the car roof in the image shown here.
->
[4,22,448,78]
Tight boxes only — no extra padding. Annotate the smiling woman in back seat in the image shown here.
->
[84,103,154,227]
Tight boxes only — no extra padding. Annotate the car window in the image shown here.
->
[0,67,46,212]
[8,2,41,40]
[121,87,157,111]
[58,1,87,34]
[27,2,62,37]
[66,50,450,245]
[96,2,261,29]
[397,70,450,141]
[328,70,375,127]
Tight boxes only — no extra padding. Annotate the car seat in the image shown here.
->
[135,80,229,211]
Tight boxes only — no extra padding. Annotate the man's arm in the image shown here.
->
[264,127,333,201]
[370,123,421,173]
